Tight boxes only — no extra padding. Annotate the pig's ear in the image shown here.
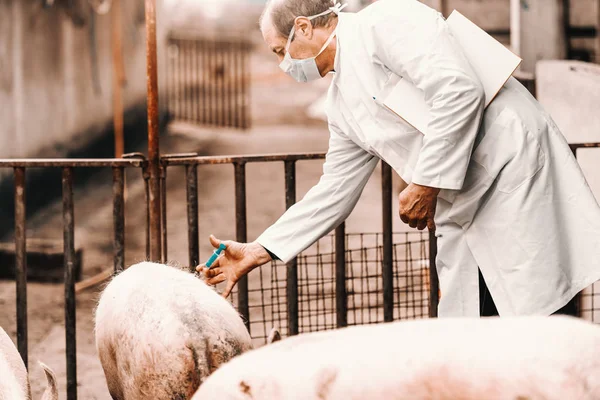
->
[39,361,58,400]
[267,327,282,344]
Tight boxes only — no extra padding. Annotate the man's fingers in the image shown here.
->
[195,263,206,272]
[207,275,226,286]
[208,234,221,248]
[417,219,427,231]
[222,280,236,299]
[427,218,436,232]
[400,213,409,224]
[204,267,222,278]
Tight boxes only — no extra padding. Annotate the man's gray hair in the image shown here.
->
[260,0,339,38]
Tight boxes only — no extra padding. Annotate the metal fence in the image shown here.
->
[2,157,145,400]
[2,143,600,398]
[166,34,252,129]
[160,153,440,338]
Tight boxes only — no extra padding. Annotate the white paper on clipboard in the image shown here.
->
[381,10,522,134]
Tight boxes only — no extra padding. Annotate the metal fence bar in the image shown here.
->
[201,39,208,125]
[113,167,125,273]
[161,168,168,263]
[284,160,299,336]
[0,159,143,167]
[164,152,327,166]
[241,40,249,130]
[219,41,226,127]
[381,162,394,322]
[186,165,199,270]
[210,39,217,126]
[194,40,200,124]
[429,231,439,318]
[335,222,347,328]
[146,0,162,262]
[227,42,234,128]
[62,168,77,400]
[234,162,250,331]
[14,167,27,367]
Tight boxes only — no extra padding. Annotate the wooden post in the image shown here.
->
[510,0,567,74]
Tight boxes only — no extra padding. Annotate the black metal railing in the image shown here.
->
[2,142,600,397]
[2,157,145,400]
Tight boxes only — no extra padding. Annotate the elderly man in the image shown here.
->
[199,0,600,317]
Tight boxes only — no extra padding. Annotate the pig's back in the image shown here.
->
[95,262,251,399]
[0,327,30,400]
[196,316,600,400]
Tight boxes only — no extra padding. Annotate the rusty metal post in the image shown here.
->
[234,162,250,332]
[381,162,394,322]
[113,167,125,272]
[160,167,168,263]
[112,0,125,158]
[335,222,347,328]
[145,0,162,261]
[186,165,199,270]
[14,167,27,367]
[284,161,299,336]
[62,168,77,400]
[428,231,439,318]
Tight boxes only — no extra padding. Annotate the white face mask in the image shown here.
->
[279,1,347,83]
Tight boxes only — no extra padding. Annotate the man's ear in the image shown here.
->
[294,16,314,39]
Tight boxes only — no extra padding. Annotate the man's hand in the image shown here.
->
[398,183,440,231]
[196,235,272,298]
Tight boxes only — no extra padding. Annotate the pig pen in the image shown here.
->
[1,28,600,400]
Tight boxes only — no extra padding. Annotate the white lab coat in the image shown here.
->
[257,0,600,316]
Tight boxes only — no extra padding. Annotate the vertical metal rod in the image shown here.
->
[186,165,199,270]
[335,222,347,328]
[201,39,207,125]
[428,231,439,318]
[186,39,192,122]
[234,41,240,129]
[111,0,125,158]
[210,40,216,126]
[234,162,250,332]
[220,41,226,127]
[195,40,201,124]
[241,40,248,130]
[14,167,27,368]
[381,162,394,322]
[113,167,125,273]
[284,161,299,336]
[62,168,77,400]
[160,167,168,263]
[145,0,162,262]
[227,41,233,127]
[177,39,183,120]
[144,176,150,260]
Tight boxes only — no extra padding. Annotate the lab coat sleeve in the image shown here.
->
[372,2,485,190]
[256,125,379,263]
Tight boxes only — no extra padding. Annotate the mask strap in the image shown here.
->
[285,1,348,50]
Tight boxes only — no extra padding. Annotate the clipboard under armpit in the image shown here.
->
[380,10,523,135]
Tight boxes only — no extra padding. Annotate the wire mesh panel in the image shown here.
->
[231,231,430,347]
[580,284,600,323]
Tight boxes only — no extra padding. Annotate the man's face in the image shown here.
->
[262,14,321,63]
